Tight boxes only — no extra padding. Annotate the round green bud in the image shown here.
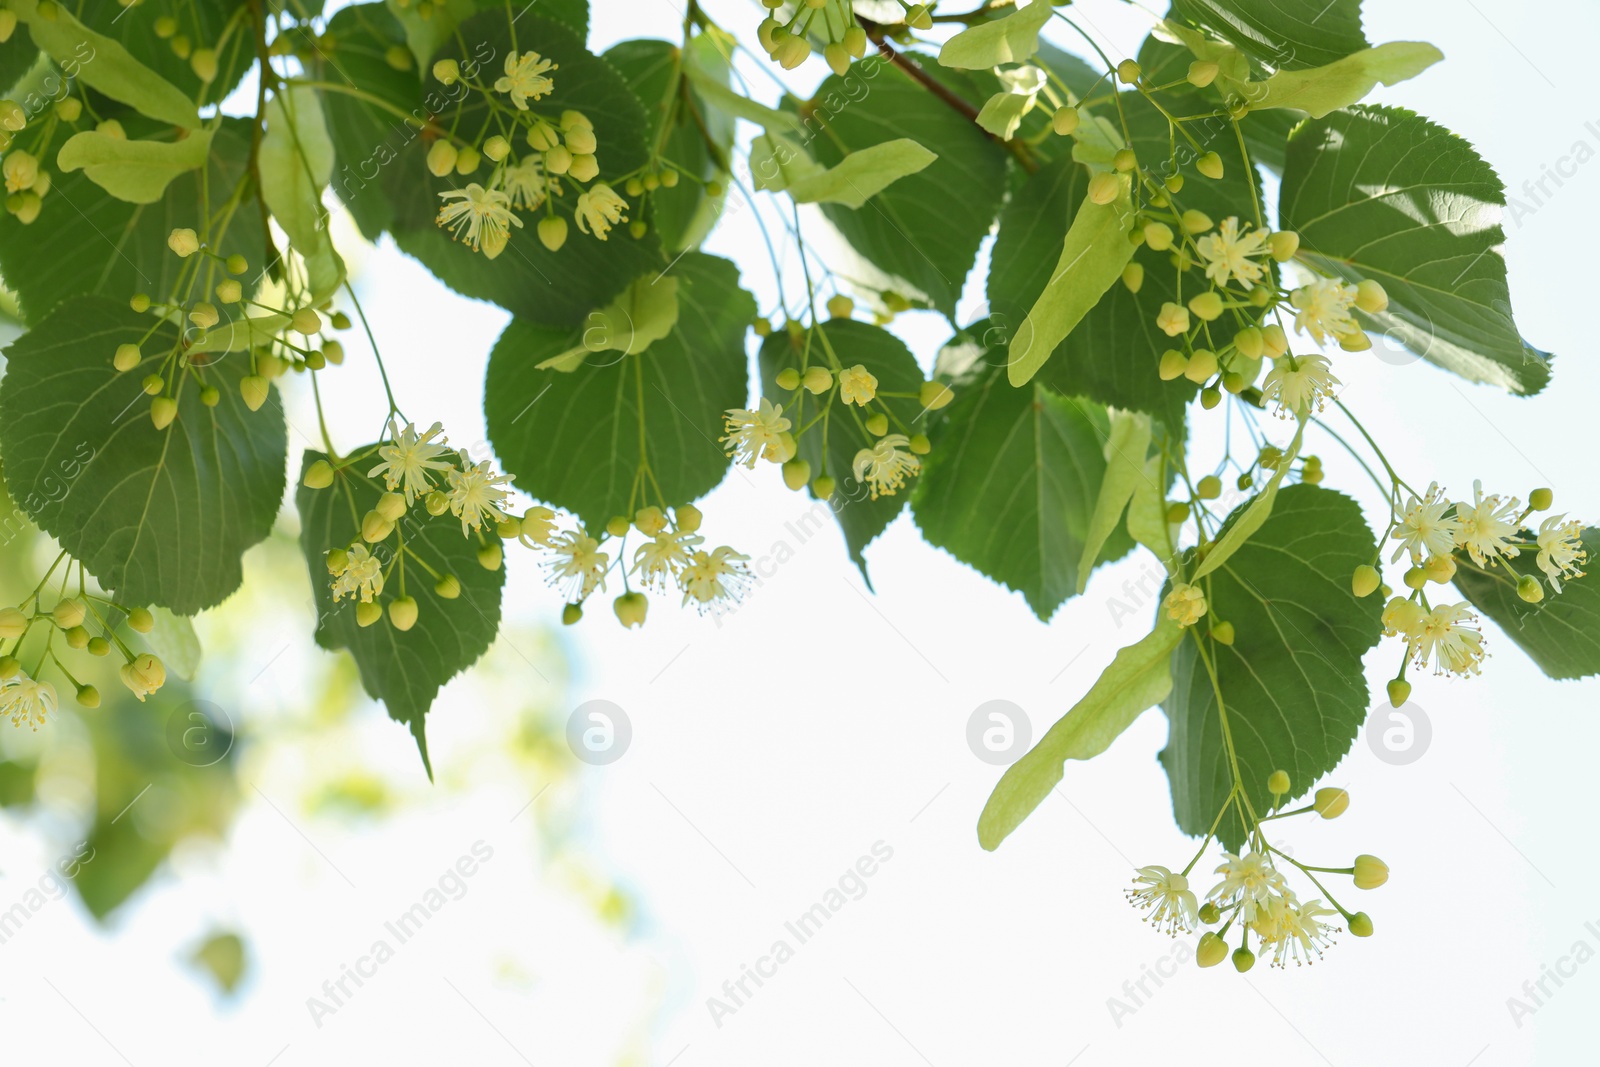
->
[1166,501,1191,524]
[1198,902,1221,924]
[865,412,889,436]
[1188,291,1224,321]
[1196,932,1228,968]
[1087,171,1121,206]
[435,574,462,600]
[1268,230,1300,262]
[1314,787,1350,819]
[64,625,89,649]
[1051,106,1079,136]
[1210,620,1235,646]
[114,343,141,372]
[1196,475,1222,500]
[87,636,111,657]
[1529,487,1553,511]
[776,368,801,391]
[1232,945,1256,973]
[537,215,569,252]
[1355,279,1389,314]
[1187,60,1219,87]
[1352,565,1380,598]
[562,603,584,626]
[1181,209,1213,234]
[388,596,419,631]
[226,253,248,274]
[1184,348,1218,383]
[478,542,504,571]
[355,600,382,628]
[605,515,631,538]
[909,433,931,455]
[812,475,836,500]
[826,294,854,320]
[782,458,811,491]
[53,598,86,629]
[1158,349,1188,381]
[483,135,510,162]
[76,684,101,708]
[1517,575,1545,603]
[302,459,335,489]
[1196,151,1224,180]
[1267,769,1290,795]
[128,606,155,633]
[361,510,394,544]
[1403,566,1428,591]
[1122,261,1144,294]
[433,58,460,84]
[200,385,221,407]
[1144,222,1174,251]
[376,492,407,522]
[130,293,151,313]
[919,380,953,410]
[1387,677,1411,708]
[1116,59,1141,84]
[613,591,649,629]
[325,547,349,574]
[1352,854,1388,890]
[1348,911,1374,937]
[1113,148,1137,173]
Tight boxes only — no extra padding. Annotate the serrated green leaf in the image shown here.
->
[802,56,1008,315]
[1008,176,1136,387]
[259,85,345,298]
[979,617,1183,850]
[1243,42,1442,118]
[1170,0,1368,71]
[1454,529,1600,680]
[1280,105,1552,394]
[939,0,1055,70]
[10,0,200,128]
[913,368,1133,620]
[296,449,505,772]
[1160,485,1382,847]
[758,320,927,579]
[56,126,215,204]
[0,117,262,324]
[0,297,287,613]
[486,253,752,530]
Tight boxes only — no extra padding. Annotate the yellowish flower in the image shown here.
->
[546,529,609,600]
[1163,583,1207,627]
[1390,482,1461,564]
[499,157,550,211]
[838,364,878,406]
[633,528,703,590]
[1261,353,1339,417]
[1125,866,1198,937]
[445,451,515,536]
[1535,515,1587,593]
[1194,216,1270,290]
[494,50,556,109]
[119,653,166,702]
[1290,278,1358,343]
[1412,601,1485,676]
[437,183,522,258]
[1454,480,1520,567]
[680,546,752,610]
[369,419,453,503]
[721,398,792,468]
[331,543,385,604]
[575,182,628,240]
[1,674,57,729]
[852,435,919,499]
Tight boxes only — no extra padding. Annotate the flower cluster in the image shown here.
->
[110,228,353,429]
[1,580,168,727]
[426,51,645,255]
[734,303,953,504]
[0,90,82,226]
[1361,481,1586,691]
[1127,773,1382,972]
[756,0,871,75]
[308,420,516,633]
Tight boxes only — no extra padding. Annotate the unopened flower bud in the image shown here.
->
[538,215,569,251]
[919,380,954,410]
[426,139,458,177]
[1122,261,1144,293]
[425,491,449,516]
[150,396,178,429]
[1196,151,1224,180]
[613,591,648,629]
[64,624,90,649]
[191,48,218,82]
[1267,769,1290,795]
[168,227,200,256]
[1197,931,1228,967]
[1188,291,1223,321]
[1052,106,1079,136]
[1267,230,1299,262]
[1210,620,1235,645]
[0,606,27,639]
[389,595,419,631]
[1517,575,1545,603]
[676,504,703,533]
[1087,171,1120,205]
[291,307,322,335]
[1232,945,1255,972]
[433,58,460,84]
[909,433,931,455]
[1314,787,1350,819]
[782,458,811,491]
[128,606,155,633]
[568,153,599,182]
[114,343,142,372]
[605,515,630,538]
[1159,349,1188,381]
[561,603,583,625]
[77,684,101,708]
[1352,854,1388,890]
[1387,677,1410,708]
[434,574,462,599]
[0,655,17,679]
[356,600,382,627]
[1143,222,1174,251]
[813,475,836,500]
[1351,564,1380,598]
[478,541,503,571]
[483,135,510,162]
[240,375,269,411]
[1355,279,1388,313]
[1181,209,1213,234]
[804,366,835,395]
[1348,911,1374,937]
[1184,348,1218,383]
[375,492,407,521]
[1529,487,1553,511]
[1116,58,1141,84]
[865,412,889,436]
[1187,60,1219,87]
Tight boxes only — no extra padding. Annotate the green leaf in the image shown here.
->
[56,126,214,204]
[1454,530,1600,680]
[10,0,200,128]
[485,253,753,530]
[0,21,39,96]
[1160,485,1382,847]
[979,617,1184,850]
[0,297,287,613]
[775,138,938,208]
[1244,42,1442,118]
[758,319,927,579]
[1280,105,1552,394]
[296,449,506,773]
[939,0,1055,70]
[802,56,1009,316]
[1077,409,1153,592]
[0,117,262,324]
[1170,0,1369,71]
[605,36,733,253]
[913,370,1133,620]
[259,85,345,298]
[1008,176,1136,387]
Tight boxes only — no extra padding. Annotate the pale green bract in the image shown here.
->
[537,274,681,371]
[939,0,1056,70]
[56,127,215,204]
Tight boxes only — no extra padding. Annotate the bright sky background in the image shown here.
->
[3,1,1599,1065]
